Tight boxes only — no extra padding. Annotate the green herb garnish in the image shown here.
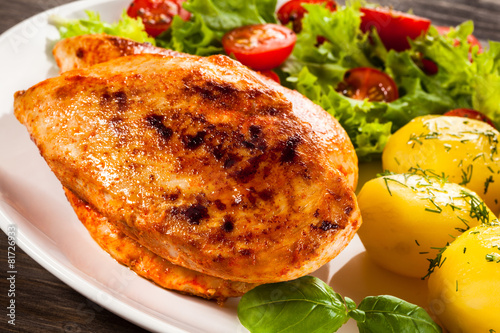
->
[485,253,500,263]
[238,276,441,333]
[484,176,494,194]
[459,165,473,186]
[461,190,491,224]
[424,243,449,279]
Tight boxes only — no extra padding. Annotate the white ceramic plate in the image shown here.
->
[0,1,430,332]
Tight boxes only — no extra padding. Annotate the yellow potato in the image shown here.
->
[382,115,500,215]
[427,224,500,333]
[357,173,496,278]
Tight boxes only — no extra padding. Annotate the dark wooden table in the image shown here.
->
[1,0,499,332]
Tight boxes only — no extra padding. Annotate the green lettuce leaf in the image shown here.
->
[409,22,500,127]
[50,10,154,44]
[286,3,373,85]
[470,41,500,124]
[157,14,223,55]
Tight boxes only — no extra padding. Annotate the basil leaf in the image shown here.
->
[352,295,442,333]
[238,276,350,333]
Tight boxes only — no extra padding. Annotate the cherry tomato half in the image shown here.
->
[277,0,337,33]
[258,70,281,84]
[222,24,296,71]
[444,109,496,129]
[360,7,431,51]
[127,0,191,37]
[336,67,399,102]
[436,26,483,53]
[420,57,439,75]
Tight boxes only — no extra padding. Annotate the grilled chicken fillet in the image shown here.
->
[14,42,360,284]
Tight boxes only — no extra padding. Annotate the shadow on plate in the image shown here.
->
[329,251,431,311]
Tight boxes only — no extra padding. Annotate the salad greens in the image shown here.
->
[285,3,500,160]
[238,276,441,333]
[51,0,500,161]
[51,10,154,44]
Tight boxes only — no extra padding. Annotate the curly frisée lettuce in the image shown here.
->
[50,10,155,44]
[413,23,500,124]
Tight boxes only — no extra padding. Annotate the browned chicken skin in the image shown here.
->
[15,36,360,284]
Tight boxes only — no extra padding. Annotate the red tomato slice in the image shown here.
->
[444,109,496,128]
[222,24,296,71]
[436,26,483,53]
[336,67,399,102]
[127,0,191,37]
[420,57,439,75]
[360,7,431,51]
[277,0,337,33]
[466,34,482,52]
[258,70,281,84]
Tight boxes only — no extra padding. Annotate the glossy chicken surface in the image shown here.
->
[64,188,255,301]
[15,40,360,283]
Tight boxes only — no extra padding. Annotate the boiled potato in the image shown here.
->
[427,223,500,333]
[383,115,500,215]
[357,173,496,278]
